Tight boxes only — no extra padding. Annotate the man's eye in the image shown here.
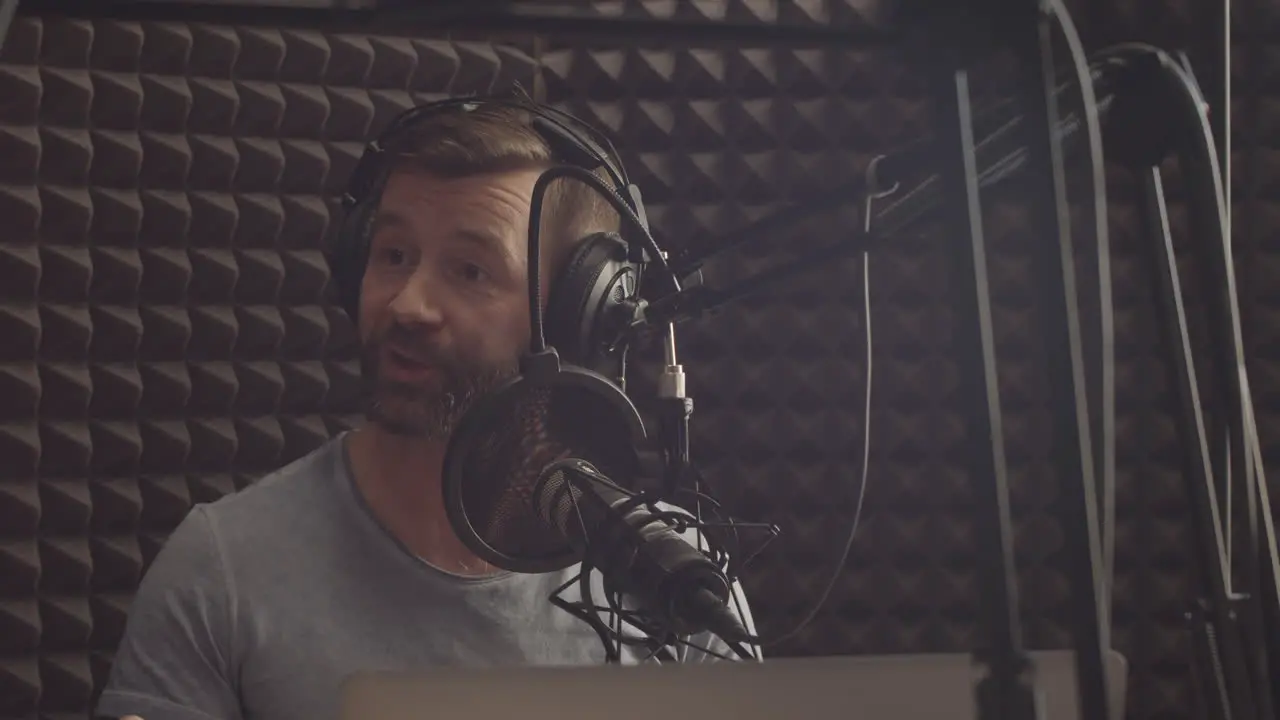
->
[380,248,406,265]
[459,263,490,283]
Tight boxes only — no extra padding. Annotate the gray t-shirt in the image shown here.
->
[96,433,758,720]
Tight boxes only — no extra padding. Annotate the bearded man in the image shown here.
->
[96,96,757,720]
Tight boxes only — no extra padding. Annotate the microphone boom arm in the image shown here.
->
[633,79,1115,333]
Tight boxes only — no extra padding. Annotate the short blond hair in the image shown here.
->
[386,99,623,275]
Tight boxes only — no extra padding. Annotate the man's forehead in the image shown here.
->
[373,178,536,266]
[373,208,507,247]
[380,168,537,226]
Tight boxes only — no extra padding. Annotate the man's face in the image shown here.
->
[357,167,543,439]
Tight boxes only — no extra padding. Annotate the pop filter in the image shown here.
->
[442,349,650,574]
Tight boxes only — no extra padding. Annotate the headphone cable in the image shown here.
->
[761,248,874,649]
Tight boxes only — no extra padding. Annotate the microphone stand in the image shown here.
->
[905,3,1112,720]
[992,7,1115,720]
[1103,44,1280,720]
[644,3,1119,718]
[913,12,1036,720]
[634,36,1280,720]
[645,5,1115,718]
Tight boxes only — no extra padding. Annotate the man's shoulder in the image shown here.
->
[179,433,351,565]
[200,432,348,520]
[97,435,357,720]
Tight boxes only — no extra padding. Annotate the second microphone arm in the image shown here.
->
[634,54,1127,331]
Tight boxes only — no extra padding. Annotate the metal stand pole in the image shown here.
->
[1007,6,1114,720]
[906,1,1115,717]
[908,3,1041,718]
[1137,163,1257,720]
[929,61,1040,720]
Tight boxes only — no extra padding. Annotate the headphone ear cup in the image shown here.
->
[327,199,375,322]
[543,231,638,375]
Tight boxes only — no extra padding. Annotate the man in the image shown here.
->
[95,97,758,720]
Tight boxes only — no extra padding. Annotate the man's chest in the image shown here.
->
[231,577,629,720]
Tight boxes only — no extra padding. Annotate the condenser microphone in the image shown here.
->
[532,457,751,643]
[441,348,752,649]
[441,349,648,574]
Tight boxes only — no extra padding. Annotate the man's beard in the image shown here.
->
[360,328,518,440]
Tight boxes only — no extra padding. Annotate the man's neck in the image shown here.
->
[346,424,498,577]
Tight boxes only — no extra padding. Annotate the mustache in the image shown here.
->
[372,325,458,369]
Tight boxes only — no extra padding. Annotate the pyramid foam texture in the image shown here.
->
[0,2,1277,720]
[0,16,538,718]
[535,4,1276,720]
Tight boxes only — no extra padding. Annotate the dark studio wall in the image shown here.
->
[0,1,1276,719]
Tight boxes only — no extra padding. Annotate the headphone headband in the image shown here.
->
[340,94,633,215]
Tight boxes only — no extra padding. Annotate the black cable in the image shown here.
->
[759,250,872,650]
[583,489,768,650]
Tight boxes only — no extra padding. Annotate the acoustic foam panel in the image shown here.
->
[0,3,1273,720]
[537,3,1270,720]
[0,17,537,718]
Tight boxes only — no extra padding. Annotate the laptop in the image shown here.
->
[340,649,1128,720]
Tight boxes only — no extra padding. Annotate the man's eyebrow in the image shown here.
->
[370,210,409,234]
[454,227,518,261]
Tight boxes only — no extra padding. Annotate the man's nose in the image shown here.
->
[386,267,445,327]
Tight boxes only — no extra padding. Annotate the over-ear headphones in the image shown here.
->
[327,92,663,381]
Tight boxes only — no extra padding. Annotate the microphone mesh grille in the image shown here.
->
[453,380,639,569]
[535,467,577,534]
